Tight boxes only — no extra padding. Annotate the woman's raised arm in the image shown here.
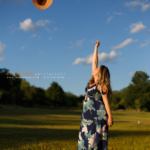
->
[92,41,100,73]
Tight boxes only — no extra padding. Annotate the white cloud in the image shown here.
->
[65,39,85,49]
[125,1,141,7]
[141,4,150,11]
[0,57,4,61]
[0,41,5,55]
[98,50,117,62]
[129,72,134,76]
[130,21,146,33]
[125,1,150,11]
[0,41,6,61]
[72,50,118,65]
[19,18,52,33]
[8,24,18,33]
[138,40,150,48]
[76,39,85,47]
[113,12,122,15]
[107,15,114,23]
[113,38,134,50]
[19,18,38,32]
[36,20,51,27]
[107,12,122,23]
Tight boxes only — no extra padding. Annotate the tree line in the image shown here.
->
[109,70,150,111]
[0,68,84,107]
[0,68,150,111]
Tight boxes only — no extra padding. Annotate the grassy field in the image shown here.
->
[0,104,150,150]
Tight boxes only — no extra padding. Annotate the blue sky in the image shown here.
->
[0,0,150,96]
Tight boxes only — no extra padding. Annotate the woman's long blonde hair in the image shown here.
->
[89,65,112,97]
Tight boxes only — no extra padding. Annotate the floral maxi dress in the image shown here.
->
[78,82,109,150]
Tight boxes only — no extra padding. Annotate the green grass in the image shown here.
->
[0,104,150,150]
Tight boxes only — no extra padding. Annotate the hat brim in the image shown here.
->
[32,0,53,10]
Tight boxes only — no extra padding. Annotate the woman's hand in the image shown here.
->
[95,41,100,47]
[107,116,114,127]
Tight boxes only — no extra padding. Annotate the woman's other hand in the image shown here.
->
[95,41,100,47]
[107,116,114,127]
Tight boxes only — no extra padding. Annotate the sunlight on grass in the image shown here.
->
[0,105,150,150]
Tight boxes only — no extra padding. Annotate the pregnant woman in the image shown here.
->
[78,41,114,150]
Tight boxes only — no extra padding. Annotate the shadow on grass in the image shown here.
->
[0,118,80,125]
[0,105,82,116]
[108,129,150,137]
[0,127,80,149]
[0,127,150,149]
[0,119,133,126]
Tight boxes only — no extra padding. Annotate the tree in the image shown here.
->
[46,82,65,106]
[64,92,78,107]
[123,84,138,109]
[132,71,149,85]
[20,79,36,106]
[123,71,150,111]
[109,91,123,110]
[33,87,47,106]
[0,68,13,91]
[0,68,22,105]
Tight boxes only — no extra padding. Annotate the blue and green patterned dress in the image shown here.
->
[78,81,109,150]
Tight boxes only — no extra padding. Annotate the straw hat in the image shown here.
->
[32,0,53,10]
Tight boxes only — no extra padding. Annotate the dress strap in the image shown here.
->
[97,81,107,95]
[99,85,102,94]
